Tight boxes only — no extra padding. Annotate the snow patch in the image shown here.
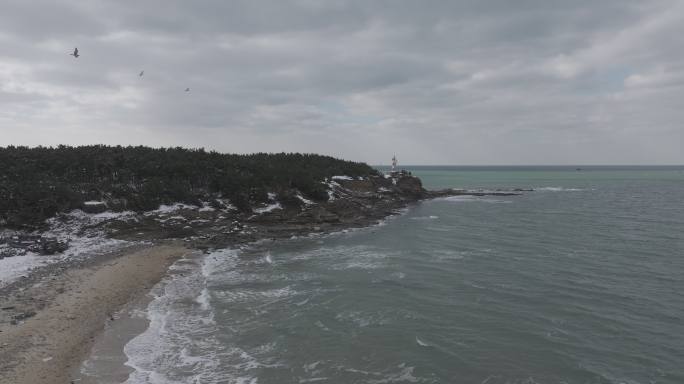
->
[323,180,343,201]
[1,210,131,287]
[147,203,198,215]
[254,203,282,214]
[296,193,314,205]
[0,249,46,287]
[198,201,216,212]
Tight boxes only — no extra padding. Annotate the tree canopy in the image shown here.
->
[0,145,378,228]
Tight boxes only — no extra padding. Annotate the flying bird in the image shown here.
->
[185,88,190,92]
[70,48,79,58]
[139,70,144,77]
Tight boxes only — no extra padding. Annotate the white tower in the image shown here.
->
[391,155,397,172]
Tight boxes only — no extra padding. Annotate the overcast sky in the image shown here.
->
[1,0,683,164]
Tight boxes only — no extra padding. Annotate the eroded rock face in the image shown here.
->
[395,176,425,199]
[332,174,426,200]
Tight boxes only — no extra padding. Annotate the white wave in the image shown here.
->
[331,260,383,270]
[432,249,467,261]
[466,281,485,289]
[415,337,430,347]
[295,297,310,306]
[314,320,330,331]
[441,195,478,202]
[536,186,584,192]
[196,288,211,311]
[303,361,322,373]
[336,310,389,328]
[393,272,406,279]
[201,248,239,278]
[440,195,513,204]
[123,255,224,384]
[265,252,274,264]
[320,245,394,271]
[410,215,439,220]
[367,363,420,384]
[212,285,296,307]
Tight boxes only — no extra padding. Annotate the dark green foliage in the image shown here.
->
[0,145,378,227]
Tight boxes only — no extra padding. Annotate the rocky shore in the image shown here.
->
[0,172,525,383]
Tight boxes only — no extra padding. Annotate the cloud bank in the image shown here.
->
[1,0,683,164]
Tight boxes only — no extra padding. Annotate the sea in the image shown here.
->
[80,166,684,384]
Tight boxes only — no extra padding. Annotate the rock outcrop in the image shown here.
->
[0,172,528,256]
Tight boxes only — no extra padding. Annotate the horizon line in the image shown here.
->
[371,164,684,167]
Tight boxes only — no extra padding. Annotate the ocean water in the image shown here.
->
[83,166,684,384]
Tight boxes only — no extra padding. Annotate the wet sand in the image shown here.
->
[0,244,189,384]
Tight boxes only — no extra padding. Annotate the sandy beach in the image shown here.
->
[0,244,189,384]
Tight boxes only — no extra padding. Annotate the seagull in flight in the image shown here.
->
[70,47,79,58]
[139,70,144,77]
[185,87,190,92]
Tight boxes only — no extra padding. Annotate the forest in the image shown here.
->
[0,145,378,228]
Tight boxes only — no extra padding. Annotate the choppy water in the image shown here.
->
[85,166,684,384]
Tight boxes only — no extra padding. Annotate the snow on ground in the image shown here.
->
[146,203,198,215]
[323,180,343,201]
[64,209,137,223]
[332,175,353,181]
[0,209,134,288]
[198,201,216,212]
[0,246,48,287]
[254,202,282,214]
[42,210,132,259]
[253,192,284,213]
[296,192,314,205]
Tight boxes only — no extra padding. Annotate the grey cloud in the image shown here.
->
[1,0,683,164]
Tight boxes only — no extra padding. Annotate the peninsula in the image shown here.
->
[0,146,522,383]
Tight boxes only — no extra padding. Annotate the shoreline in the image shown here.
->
[0,173,526,383]
[74,210,411,383]
[0,205,412,383]
[73,281,160,384]
[0,243,190,384]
